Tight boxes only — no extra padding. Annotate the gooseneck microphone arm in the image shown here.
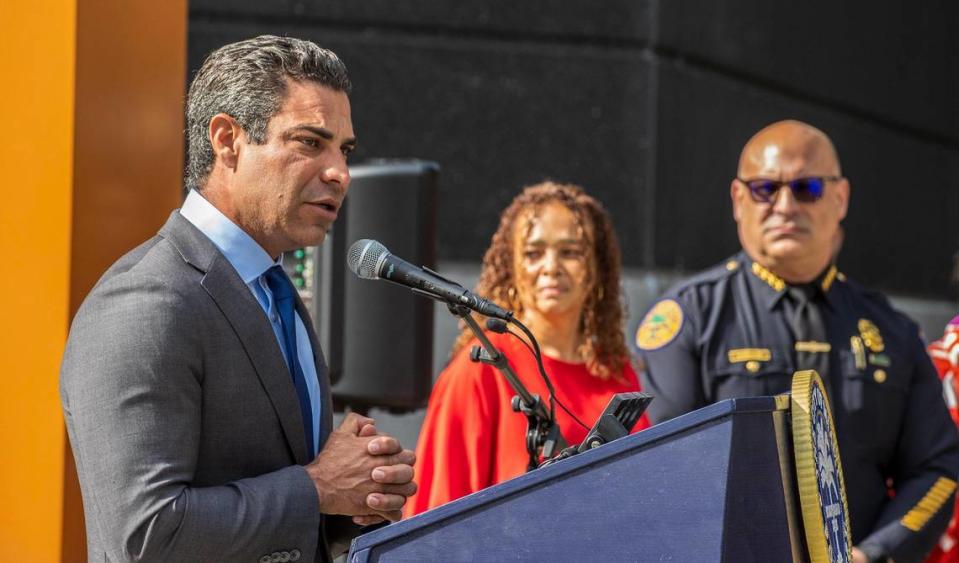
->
[448,303,566,471]
[347,238,565,470]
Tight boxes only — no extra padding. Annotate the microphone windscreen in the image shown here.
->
[347,239,388,279]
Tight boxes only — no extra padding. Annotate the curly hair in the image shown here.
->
[452,181,628,380]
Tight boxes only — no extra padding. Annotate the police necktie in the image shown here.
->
[786,284,830,383]
[264,265,315,459]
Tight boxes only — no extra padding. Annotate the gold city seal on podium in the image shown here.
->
[791,370,853,563]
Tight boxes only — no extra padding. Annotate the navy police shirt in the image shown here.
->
[634,251,959,562]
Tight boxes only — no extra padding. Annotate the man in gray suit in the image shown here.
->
[61,36,416,562]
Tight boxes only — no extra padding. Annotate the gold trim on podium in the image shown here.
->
[791,370,853,563]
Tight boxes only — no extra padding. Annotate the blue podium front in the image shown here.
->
[349,396,808,562]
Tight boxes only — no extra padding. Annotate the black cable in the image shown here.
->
[505,328,536,357]
[487,317,591,431]
[506,319,590,432]
[502,321,556,418]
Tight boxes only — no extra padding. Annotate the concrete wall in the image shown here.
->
[187,2,959,445]
[189,1,959,300]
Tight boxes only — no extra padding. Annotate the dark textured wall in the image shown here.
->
[188,1,959,299]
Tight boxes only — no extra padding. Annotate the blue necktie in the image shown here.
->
[264,265,315,459]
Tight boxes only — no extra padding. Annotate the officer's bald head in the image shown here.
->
[738,120,841,180]
[731,120,849,284]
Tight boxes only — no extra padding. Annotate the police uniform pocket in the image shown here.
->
[839,349,906,411]
[707,349,794,401]
[839,349,906,457]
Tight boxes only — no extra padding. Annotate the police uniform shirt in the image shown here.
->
[634,251,959,562]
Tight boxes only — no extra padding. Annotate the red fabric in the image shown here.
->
[926,317,959,563]
[405,331,649,517]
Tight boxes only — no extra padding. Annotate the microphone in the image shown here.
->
[347,239,513,321]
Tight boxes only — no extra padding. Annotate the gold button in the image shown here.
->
[726,260,739,271]
[745,361,761,373]
[873,369,887,383]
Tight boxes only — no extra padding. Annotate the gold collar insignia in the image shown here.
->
[751,262,786,292]
[821,265,839,293]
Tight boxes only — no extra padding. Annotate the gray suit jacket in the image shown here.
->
[61,211,359,562]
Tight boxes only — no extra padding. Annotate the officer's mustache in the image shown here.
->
[761,214,810,234]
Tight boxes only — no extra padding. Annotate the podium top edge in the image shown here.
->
[349,396,783,552]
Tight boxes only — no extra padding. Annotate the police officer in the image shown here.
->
[635,120,959,563]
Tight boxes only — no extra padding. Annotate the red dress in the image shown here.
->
[405,331,649,517]
[927,316,959,563]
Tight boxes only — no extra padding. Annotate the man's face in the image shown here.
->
[229,80,355,257]
[732,139,849,271]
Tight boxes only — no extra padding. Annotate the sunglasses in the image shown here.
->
[737,176,842,204]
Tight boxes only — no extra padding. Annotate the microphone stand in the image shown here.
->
[448,303,566,471]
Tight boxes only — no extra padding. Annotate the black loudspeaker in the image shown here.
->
[292,160,438,413]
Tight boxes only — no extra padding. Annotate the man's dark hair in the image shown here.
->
[185,35,352,191]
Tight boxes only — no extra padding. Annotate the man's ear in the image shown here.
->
[730,179,743,222]
[835,178,850,221]
[209,113,242,170]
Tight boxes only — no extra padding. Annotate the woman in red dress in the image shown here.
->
[405,181,648,517]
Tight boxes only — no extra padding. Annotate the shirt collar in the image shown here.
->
[741,250,843,310]
[742,252,787,310]
[179,189,280,283]
[817,264,844,310]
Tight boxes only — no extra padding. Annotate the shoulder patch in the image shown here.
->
[636,299,684,351]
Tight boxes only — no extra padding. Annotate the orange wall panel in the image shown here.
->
[0,1,77,560]
[72,0,188,303]
[0,1,186,561]
[64,2,188,560]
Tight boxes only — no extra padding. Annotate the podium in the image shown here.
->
[348,393,838,562]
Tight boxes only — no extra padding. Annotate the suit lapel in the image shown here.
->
[295,296,333,445]
[292,295,333,560]
[160,212,310,465]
